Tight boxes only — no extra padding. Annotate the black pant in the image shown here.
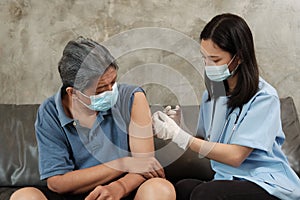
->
[175,179,279,200]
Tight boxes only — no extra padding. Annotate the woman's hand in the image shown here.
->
[152,111,192,150]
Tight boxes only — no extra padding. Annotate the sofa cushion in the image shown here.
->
[0,187,20,199]
[280,97,300,176]
[0,104,45,186]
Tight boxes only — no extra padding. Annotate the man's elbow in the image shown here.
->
[47,176,69,194]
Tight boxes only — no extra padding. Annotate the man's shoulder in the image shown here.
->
[118,83,144,97]
[36,93,61,123]
[118,83,139,91]
[39,94,57,111]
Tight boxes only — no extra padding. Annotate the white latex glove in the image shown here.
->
[163,105,191,133]
[152,111,192,150]
[163,105,181,125]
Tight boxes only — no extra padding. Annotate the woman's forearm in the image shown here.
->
[190,137,253,167]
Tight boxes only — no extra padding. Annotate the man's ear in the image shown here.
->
[66,87,75,96]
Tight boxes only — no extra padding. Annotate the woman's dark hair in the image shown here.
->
[58,36,118,96]
[200,13,259,109]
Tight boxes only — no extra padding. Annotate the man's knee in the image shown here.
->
[135,178,176,200]
[10,187,47,200]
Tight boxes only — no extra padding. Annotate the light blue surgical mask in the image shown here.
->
[78,82,119,111]
[205,55,238,82]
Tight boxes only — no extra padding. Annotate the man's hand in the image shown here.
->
[124,157,165,179]
[85,182,123,200]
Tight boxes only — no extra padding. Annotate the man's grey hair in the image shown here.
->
[58,36,118,94]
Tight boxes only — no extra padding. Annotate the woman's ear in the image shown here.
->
[236,54,242,65]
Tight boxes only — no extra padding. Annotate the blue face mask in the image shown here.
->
[78,82,119,111]
[205,55,238,82]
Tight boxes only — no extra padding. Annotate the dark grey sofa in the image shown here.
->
[1,97,300,199]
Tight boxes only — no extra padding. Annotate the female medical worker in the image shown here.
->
[152,13,300,200]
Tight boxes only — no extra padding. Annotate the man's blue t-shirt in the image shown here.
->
[35,84,143,180]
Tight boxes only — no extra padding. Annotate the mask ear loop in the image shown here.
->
[227,54,237,66]
[74,90,93,109]
[230,63,240,77]
[228,54,240,77]
[77,90,91,99]
[76,97,92,109]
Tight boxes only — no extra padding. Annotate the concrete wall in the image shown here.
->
[0,0,299,119]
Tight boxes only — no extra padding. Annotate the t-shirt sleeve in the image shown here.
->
[230,94,281,152]
[35,101,75,180]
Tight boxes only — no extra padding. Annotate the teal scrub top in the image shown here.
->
[196,77,300,200]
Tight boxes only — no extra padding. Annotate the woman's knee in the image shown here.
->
[10,187,47,200]
[175,179,203,200]
[190,182,217,200]
[135,178,176,200]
